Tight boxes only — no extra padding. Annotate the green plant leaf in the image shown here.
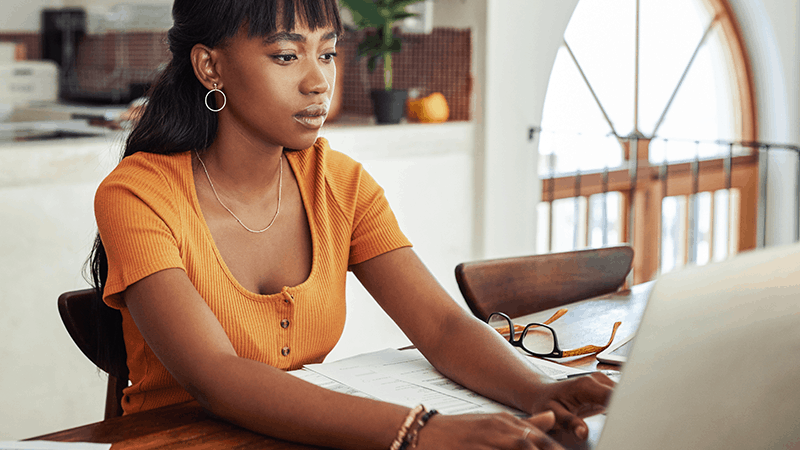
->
[387,37,402,53]
[393,0,427,8]
[341,0,428,87]
[391,12,417,21]
[349,10,369,29]
[366,55,379,73]
[357,34,387,55]
[341,0,425,26]
[339,0,387,28]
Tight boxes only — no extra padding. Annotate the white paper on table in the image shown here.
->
[523,355,588,380]
[288,366,376,399]
[0,442,111,450]
[302,348,524,416]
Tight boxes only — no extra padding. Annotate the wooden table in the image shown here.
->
[517,281,653,373]
[30,401,318,449]
[29,282,655,449]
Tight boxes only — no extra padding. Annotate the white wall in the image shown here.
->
[0,0,173,34]
[478,0,578,259]
[1,1,62,32]
[728,0,800,246]
[431,0,489,262]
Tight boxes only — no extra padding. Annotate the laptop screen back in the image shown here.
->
[595,243,800,450]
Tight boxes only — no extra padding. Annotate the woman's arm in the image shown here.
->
[124,267,566,450]
[351,247,613,441]
[124,267,411,449]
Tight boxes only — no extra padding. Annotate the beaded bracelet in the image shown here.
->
[400,408,439,450]
[389,405,425,450]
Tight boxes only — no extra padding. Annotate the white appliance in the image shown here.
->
[0,60,59,105]
[0,42,16,62]
[0,60,59,122]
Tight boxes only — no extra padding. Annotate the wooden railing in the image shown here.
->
[538,137,799,285]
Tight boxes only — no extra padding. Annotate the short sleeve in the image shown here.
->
[348,166,412,266]
[95,156,185,309]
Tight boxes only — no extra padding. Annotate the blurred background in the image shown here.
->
[0,0,798,440]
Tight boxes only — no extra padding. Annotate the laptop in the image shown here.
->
[577,243,800,450]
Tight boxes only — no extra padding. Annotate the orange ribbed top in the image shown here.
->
[94,138,411,414]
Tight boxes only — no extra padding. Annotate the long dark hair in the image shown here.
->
[86,0,343,372]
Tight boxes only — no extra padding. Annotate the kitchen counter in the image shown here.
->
[322,114,474,159]
[5,101,130,123]
[0,120,122,187]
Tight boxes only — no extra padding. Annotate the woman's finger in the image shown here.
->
[570,375,613,419]
[527,410,556,432]
[574,374,614,405]
[548,401,589,441]
[417,413,568,450]
[590,371,616,388]
[520,423,567,450]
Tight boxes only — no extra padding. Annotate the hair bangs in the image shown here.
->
[245,0,343,38]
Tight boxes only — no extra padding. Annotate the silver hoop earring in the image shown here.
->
[205,83,226,112]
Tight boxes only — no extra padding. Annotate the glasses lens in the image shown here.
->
[488,313,513,338]
[521,325,556,355]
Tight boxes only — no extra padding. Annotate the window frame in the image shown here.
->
[539,0,758,284]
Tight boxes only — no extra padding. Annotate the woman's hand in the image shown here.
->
[528,373,614,441]
[416,410,566,450]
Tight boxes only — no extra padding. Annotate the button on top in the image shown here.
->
[281,346,290,356]
[280,319,290,329]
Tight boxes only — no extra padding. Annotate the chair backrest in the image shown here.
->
[58,288,128,419]
[455,246,634,321]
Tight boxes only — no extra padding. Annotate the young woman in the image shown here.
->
[90,0,613,448]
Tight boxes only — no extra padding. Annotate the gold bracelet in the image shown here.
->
[402,409,439,449]
[389,405,425,450]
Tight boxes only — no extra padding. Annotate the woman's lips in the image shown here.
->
[294,104,328,129]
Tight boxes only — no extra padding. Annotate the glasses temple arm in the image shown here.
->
[543,308,568,325]
[561,321,622,358]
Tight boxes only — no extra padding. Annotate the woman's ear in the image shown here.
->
[191,43,222,90]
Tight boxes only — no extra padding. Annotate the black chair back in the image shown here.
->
[58,288,128,418]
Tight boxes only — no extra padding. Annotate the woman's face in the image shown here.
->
[215,23,337,151]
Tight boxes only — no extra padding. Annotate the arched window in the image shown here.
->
[537,0,757,283]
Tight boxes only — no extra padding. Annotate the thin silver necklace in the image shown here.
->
[195,151,282,233]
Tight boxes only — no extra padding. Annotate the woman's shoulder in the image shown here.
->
[295,137,363,177]
[96,151,192,209]
[101,151,191,187]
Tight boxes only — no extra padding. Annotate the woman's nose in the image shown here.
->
[300,60,333,95]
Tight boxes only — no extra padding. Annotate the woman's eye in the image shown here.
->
[321,52,338,62]
[272,54,297,63]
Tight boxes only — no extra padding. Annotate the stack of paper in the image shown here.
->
[291,348,587,415]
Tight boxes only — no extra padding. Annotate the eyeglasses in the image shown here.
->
[487,309,621,358]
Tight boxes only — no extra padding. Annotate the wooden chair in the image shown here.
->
[58,288,128,419]
[455,246,634,321]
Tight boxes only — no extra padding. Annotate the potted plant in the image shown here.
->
[340,0,426,124]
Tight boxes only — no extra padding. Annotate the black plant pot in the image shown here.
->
[370,89,408,124]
